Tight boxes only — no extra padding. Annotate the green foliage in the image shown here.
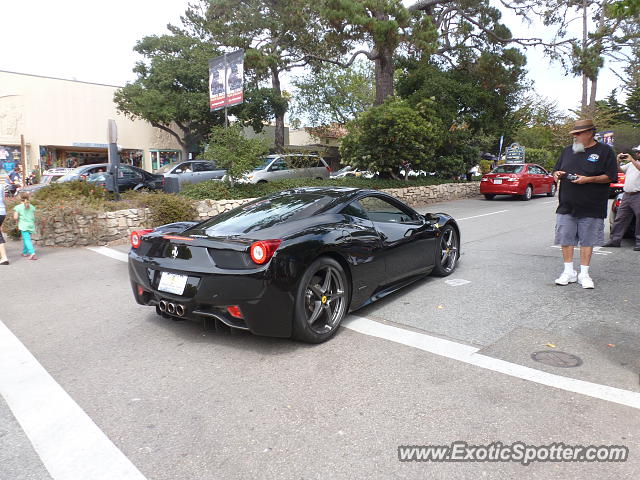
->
[114,31,225,156]
[339,98,442,176]
[7,183,197,238]
[430,155,466,180]
[524,148,557,172]
[180,176,450,201]
[186,0,338,150]
[608,0,640,20]
[479,160,493,174]
[130,192,197,227]
[290,60,375,126]
[396,52,527,175]
[200,125,269,181]
[33,180,112,209]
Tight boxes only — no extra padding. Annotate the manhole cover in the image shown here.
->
[531,351,583,368]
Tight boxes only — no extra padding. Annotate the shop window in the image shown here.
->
[151,150,181,171]
[0,145,22,172]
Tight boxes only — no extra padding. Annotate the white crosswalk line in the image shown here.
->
[0,320,148,480]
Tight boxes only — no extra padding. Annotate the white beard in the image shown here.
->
[572,141,586,153]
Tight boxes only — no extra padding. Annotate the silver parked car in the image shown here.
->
[17,167,75,195]
[241,154,331,183]
[155,160,226,186]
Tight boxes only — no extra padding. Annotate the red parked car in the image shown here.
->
[480,163,557,201]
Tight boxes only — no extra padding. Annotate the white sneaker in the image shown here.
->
[555,270,577,285]
[578,274,594,289]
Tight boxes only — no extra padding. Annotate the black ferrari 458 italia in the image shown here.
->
[128,187,460,343]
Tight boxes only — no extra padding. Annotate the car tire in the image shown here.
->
[521,185,533,201]
[433,224,459,277]
[292,256,350,343]
[484,194,495,200]
[547,183,557,197]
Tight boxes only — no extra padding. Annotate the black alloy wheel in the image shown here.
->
[521,184,533,201]
[293,257,350,343]
[433,224,459,276]
[484,194,495,200]
[547,183,557,197]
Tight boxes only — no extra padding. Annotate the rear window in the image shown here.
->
[189,192,335,237]
[492,165,524,174]
[253,157,274,171]
[156,162,182,173]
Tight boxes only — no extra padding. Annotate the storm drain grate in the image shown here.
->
[531,351,583,368]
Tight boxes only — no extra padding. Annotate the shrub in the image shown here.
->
[33,180,112,209]
[131,192,197,227]
[340,98,443,176]
[199,125,269,183]
[525,148,557,172]
[180,176,449,201]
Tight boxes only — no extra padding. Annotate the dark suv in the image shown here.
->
[59,163,165,192]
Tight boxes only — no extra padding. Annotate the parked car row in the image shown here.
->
[236,154,332,183]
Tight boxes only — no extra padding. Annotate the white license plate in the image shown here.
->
[158,272,188,295]
[493,179,502,184]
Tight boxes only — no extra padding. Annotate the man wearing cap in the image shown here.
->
[603,145,640,250]
[552,119,618,289]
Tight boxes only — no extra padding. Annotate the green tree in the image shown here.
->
[180,0,335,152]
[504,0,640,116]
[318,0,562,105]
[396,49,528,174]
[290,60,375,126]
[200,125,269,183]
[609,0,640,18]
[114,32,223,161]
[340,98,442,178]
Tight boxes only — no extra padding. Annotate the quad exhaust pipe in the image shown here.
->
[158,300,185,317]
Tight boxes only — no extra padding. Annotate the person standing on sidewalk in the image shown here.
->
[13,192,38,260]
[552,119,617,289]
[603,145,640,250]
[0,181,8,265]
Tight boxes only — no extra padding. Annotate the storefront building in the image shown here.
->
[0,70,184,174]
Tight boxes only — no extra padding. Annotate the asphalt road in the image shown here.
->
[1,193,639,480]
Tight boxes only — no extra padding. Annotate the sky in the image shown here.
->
[0,0,627,118]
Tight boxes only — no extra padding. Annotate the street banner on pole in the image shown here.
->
[595,130,614,146]
[209,49,244,112]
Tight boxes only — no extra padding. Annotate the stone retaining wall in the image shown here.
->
[33,182,480,247]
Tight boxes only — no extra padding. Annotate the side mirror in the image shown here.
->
[423,213,439,224]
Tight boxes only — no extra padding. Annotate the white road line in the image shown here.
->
[90,247,640,410]
[87,246,129,263]
[456,210,509,221]
[0,320,147,480]
[343,316,640,410]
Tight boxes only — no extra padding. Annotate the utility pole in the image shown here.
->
[20,134,26,186]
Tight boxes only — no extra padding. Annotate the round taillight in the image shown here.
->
[251,243,266,263]
[250,239,282,265]
[131,231,142,249]
[130,229,154,249]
